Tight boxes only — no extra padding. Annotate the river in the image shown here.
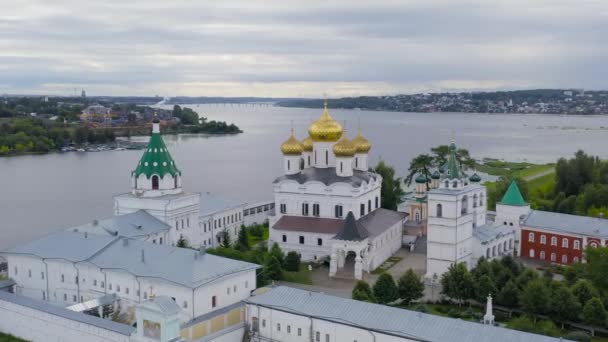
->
[1,104,608,250]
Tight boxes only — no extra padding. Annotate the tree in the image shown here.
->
[549,285,580,329]
[373,160,404,210]
[262,255,282,282]
[270,243,285,267]
[582,297,607,327]
[441,263,475,306]
[584,246,608,292]
[352,280,375,302]
[373,273,398,304]
[496,280,520,308]
[236,225,249,251]
[397,269,425,305]
[176,235,189,248]
[284,251,301,272]
[404,154,434,189]
[221,230,231,247]
[521,279,550,322]
[476,275,497,303]
[515,268,538,290]
[430,145,475,169]
[572,279,600,307]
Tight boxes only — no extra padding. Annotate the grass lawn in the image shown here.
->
[247,226,269,246]
[476,160,554,179]
[371,256,403,275]
[281,263,313,285]
[0,332,27,342]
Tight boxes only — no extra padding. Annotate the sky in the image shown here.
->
[1,0,607,97]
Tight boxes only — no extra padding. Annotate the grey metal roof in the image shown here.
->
[150,295,182,315]
[3,231,260,289]
[246,286,567,342]
[70,210,170,238]
[67,293,118,312]
[334,212,368,241]
[0,290,134,336]
[524,210,608,238]
[274,167,377,187]
[200,192,245,216]
[358,208,407,238]
[473,224,515,244]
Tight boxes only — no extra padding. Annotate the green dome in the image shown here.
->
[133,131,181,179]
[469,173,481,182]
[415,174,428,184]
[431,170,441,179]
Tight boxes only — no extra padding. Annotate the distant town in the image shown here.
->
[278,89,608,115]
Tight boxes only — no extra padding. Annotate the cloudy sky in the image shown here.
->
[1,0,607,97]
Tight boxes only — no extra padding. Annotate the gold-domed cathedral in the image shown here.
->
[269,99,407,280]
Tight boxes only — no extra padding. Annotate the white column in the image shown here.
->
[483,295,495,325]
[354,254,363,280]
[329,252,337,277]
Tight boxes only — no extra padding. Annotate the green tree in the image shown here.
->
[176,235,189,248]
[582,297,607,327]
[404,154,434,189]
[496,280,520,308]
[515,268,538,290]
[373,160,404,210]
[262,255,283,282]
[476,275,497,303]
[521,279,550,322]
[373,273,398,304]
[235,225,249,251]
[284,251,301,272]
[221,230,231,247]
[572,279,600,307]
[584,246,608,292]
[440,263,475,306]
[397,269,425,305]
[270,243,285,266]
[549,285,580,329]
[352,280,375,302]
[430,145,475,169]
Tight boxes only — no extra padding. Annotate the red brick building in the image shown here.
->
[521,210,607,265]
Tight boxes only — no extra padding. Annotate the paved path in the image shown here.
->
[524,168,554,181]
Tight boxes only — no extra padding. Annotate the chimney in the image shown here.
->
[141,249,145,263]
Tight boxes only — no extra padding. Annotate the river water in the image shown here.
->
[2,104,608,250]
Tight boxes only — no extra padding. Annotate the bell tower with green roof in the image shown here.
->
[131,118,183,198]
[495,180,531,257]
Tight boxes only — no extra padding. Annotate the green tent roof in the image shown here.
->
[133,131,181,179]
[500,180,527,206]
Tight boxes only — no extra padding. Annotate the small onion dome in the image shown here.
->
[333,135,356,157]
[415,173,428,184]
[431,170,441,179]
[352,129,371,153]
[301,136,313,152]
[469,173,482,183]
[280,130,304,155]
[308,101,343,142]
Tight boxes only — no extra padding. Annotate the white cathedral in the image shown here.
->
[268,102,406,280]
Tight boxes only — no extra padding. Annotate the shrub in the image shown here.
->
[373,273,398,304]
[284,251,301,272]
[563,331,591,342]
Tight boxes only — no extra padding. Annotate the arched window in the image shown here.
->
[436,204,443,218]
[492,246,496,256]
[444,180,449,188]
[174,176,178,188]
[509,239,513,249]
[302,203,309,216]
[479,193,484,206]
[562,238,569,248]
[461,196,468,215]
[528,232,535,242]
[287,160,290,171]
[355,157,358,168]
[529,249,535,258]
[486,248,490,258]
[334,205,343,218]
[151,175,159,190]
[415,211,420,222]
[562,255,568,264]
[473,194,478,208]
[540,251,545,260]
[375,196,379,209]
[452,181,458,188]
[340,162,343,173]
[325,150,328,165]
[540,235,546,244]
[550,253,556,262]
[503,241,508,251]
[573,240,580,250]
[590,241,598,248]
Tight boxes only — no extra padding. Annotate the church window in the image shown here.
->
[368,200,372,213]
[28,269,31,278]
[355,158,358,168]
[540,235,546,244]
[308,156,311,166]
[101,281,105,288]
[325,150,329,165]
[212,295,217,308]
[444,180,449,188]
[287,325,291,333]
[461,196,468,215]
[183,301,188,308]
[436,204,442,218]
[64,294,67,301]
[153,239,156,244]
[126,288,129,294]
[452,181,458,188]
[151,175,159,190]
[480,194,484,206]
[316,332,321,342]
[375,196,379,208]
[313,204,320,216]
[562,255,568,263]
[61,274,65,283]
[187,218,190,227]
[14,267,17,275]
[574,240,580,250]
[262,319,266,328]
[73,295,77,302]
[280,204,286,214]
[176,220,179,229]
[174,177,178,188]
[159,237,163,244]
[282,235,287,242]
[528,232,535,242]
[360,203,365,216]
[181,219,184,229]
[540,251,545,260]
[109,283,112,290]
[299,236,305,244]
[318,238,323,246]
[562,238,569,248]
[529,249,535,258]
[227,287,230,295]
[302,203,309,216]
[42,291,45,300]
[298,328,302,336]
[340,162,343,173]
[287,160,290,171]
[335,205,343,218]
[550,253,556,262]
[41,272,44,280]
[551,236,557,246]
[117,285,120,292]
[277,323,281,331]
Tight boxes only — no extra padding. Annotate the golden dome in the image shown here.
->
[308,101,343,142]
[333,134,356,157]
[280,130,304,155]
[352,129,371,153]
[301,136,313,152]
